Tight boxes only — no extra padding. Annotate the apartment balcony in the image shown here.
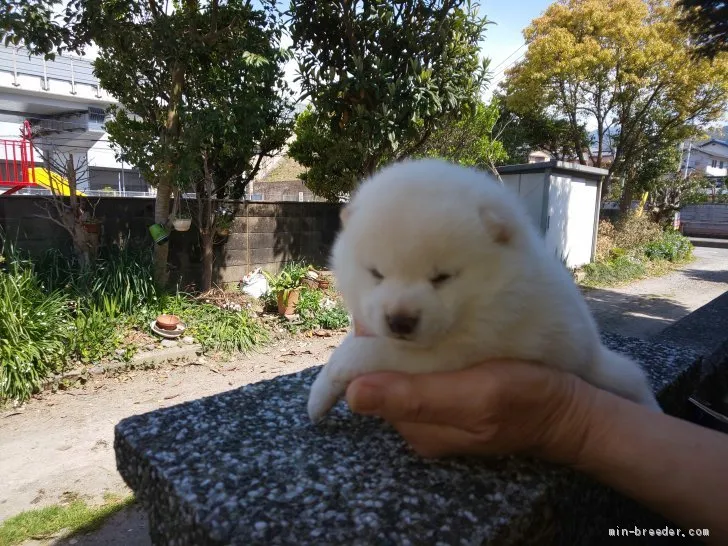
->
[706,165,728,178]
[0,45,116,109]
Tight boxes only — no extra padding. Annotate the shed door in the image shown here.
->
[564,179,598,267]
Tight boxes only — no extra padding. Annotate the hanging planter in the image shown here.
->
[82,219,102,234]
[173,217,192,232]
[214,207,234,238]
[149,223,170,245]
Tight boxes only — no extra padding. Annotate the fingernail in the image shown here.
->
[349,382,384,414]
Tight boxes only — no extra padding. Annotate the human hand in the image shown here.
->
[344,360,600,464]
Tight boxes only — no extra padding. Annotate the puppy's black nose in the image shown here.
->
[386,313,420,336]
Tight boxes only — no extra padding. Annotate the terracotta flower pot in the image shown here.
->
[276,289,300,316]
[83,221,100,234]
[156,314,181,331]
[216,227,231,237]
[317,279,330,290]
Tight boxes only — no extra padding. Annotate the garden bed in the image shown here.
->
[0,238,349,405]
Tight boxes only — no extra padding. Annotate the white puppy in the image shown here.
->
[307,159,661,423]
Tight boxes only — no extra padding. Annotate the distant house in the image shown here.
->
[528,150,552,163]
[246,155,326,202]
[681,139,728,181]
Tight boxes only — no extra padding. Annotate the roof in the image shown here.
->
[697,139,728,159]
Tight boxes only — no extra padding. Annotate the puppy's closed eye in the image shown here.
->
[369,268,383,282]
[430,273,453,287]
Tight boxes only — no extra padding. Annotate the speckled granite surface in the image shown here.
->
[115,334,702,546]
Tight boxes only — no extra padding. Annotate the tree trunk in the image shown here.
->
[200,150,215,292]
[153,64,186,287]
[619,182,634,213]
[201,230,214,292]
[153,181,172,286]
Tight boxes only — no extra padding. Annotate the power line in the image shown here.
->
[489,42,526,73]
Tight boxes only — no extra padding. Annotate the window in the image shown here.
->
[712,160,718,168]
[720,161,725,169]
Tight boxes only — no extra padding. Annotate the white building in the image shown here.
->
[0,44,149,194]
[681,139,728,181]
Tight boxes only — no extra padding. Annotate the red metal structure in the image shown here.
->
[0,121,37,195]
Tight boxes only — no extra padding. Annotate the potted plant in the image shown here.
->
[82,218,102,234]
[173,211,192,232]
[264,263,310,316]
[215,208,234,236]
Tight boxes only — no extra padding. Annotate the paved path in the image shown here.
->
[583,241,728,340]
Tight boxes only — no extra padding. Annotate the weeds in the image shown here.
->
[584,215,693,287]
[0,494,134,546]
[160,294,269,353]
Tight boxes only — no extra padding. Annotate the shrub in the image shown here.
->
[35,243,161,316]
[0,266,70,401]
[611,213,663,250]
[644,230,693,262]
[582,255,646,287]
[293,288,350,332]
[595,219,617,261]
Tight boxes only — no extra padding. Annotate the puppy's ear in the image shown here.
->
[339,204,354,227]
[479,205,513,245]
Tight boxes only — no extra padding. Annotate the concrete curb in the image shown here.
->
[43,344,203,392]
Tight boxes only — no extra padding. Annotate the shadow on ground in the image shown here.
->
[53,505,150,546]
[681,268,728,284]
[583,287,693,339]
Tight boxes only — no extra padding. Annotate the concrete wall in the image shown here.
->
[0,195,341,288]
[680,204,728,237]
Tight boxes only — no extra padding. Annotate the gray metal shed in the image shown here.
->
[497,161,608,269]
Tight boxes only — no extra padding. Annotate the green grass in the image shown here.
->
[0,494,134,546]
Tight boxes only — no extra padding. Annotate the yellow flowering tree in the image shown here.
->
[503,0,728,209]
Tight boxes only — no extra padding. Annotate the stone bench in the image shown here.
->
[115,318,728,546]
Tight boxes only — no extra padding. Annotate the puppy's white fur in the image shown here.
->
[307,159,661,422]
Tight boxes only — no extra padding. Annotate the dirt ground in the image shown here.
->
[0,332,346,545]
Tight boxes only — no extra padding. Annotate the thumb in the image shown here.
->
[346,370,478,425]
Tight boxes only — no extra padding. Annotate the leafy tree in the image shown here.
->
[417,99,507,173]
[178,41,294,291]
[287,0,490,199]
[3,0,288,285]
[646,172,712,224]
[503,0,728,210]
[492,95,589,164]
[676,0,728,60]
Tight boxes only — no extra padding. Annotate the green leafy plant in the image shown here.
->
[291,288,351,332]
[161,295,269,354]
[0,266,70,401]
[582,255,647,287]
[69,297,123,363]
[644,230,694,262]
[263,262,312,302]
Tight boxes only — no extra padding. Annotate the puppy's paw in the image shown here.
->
[307,369,346,424]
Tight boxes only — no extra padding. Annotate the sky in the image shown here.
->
[479,0,552,97]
